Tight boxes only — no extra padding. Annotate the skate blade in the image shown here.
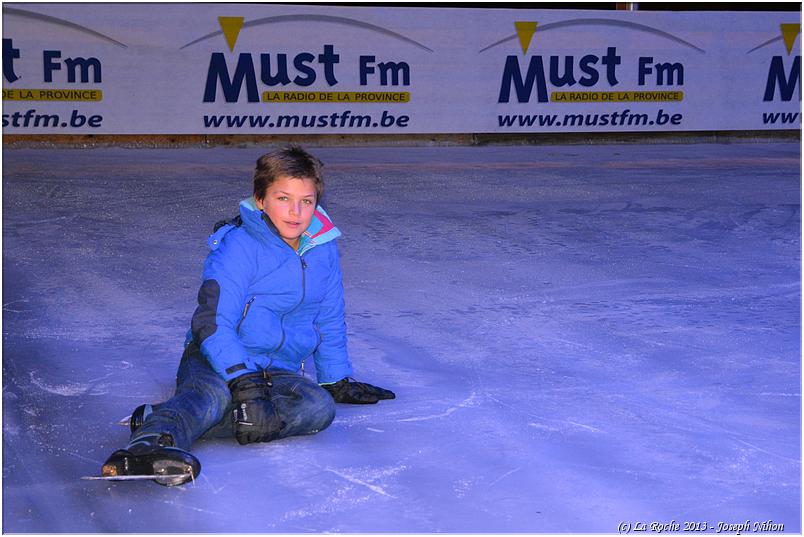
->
[82,473,194,486]
[83,474,191,481]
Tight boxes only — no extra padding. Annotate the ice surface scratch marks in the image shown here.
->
[564,420,603,433]
[488,466,522,488]
[156,500,223,516]
[28,371,90,397]
[486,393,604,434]
[735,439,801,464]
[398,391,480,422]
[325,468,397,499]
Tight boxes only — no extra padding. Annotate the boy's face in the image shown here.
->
[256,175,317,249]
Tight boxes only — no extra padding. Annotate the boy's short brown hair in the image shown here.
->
[253,145,324,202]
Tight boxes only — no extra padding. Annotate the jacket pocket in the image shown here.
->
[236,296,256,334]
[237,298,283,353]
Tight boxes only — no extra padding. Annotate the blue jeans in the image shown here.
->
[129,345,336,451]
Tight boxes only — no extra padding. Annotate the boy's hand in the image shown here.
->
[228,372,285,444]
[322,378,396,404]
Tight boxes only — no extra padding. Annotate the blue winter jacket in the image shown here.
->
[188,197,353,384]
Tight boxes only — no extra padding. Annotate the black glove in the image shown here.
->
[228,372,285,445]
[322,378,396,404]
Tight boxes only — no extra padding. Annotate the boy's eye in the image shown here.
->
[302,199,313,205]
[277,196,288,201]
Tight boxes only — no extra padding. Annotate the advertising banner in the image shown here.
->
[2,4,800,134]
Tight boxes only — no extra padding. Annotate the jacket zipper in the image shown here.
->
[236,296,255,334]
[273,254,307,354]
[298,257,307,307]
[256,214,310,354]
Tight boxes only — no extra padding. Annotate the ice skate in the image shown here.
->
[96,433,200,487]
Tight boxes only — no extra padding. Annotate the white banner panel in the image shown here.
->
[2,4,801,134]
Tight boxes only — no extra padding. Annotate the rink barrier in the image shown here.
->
[2,131,799,148]
[1,5,800,135]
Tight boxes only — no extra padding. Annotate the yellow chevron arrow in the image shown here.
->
[780,23,801,55]
[219,16,244,52]
[515,21,538,54]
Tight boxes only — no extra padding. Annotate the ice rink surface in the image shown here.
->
[2,142,800,533]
